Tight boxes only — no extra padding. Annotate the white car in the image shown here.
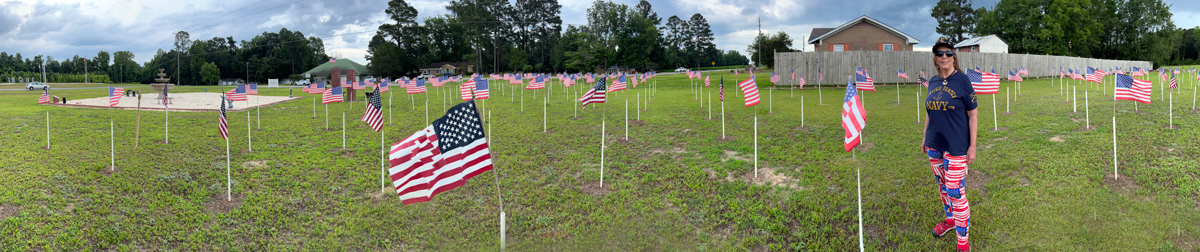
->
[674,67,688,72]
[26,82,48,90]
[294,79,311,86]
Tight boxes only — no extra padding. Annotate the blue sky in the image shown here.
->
[0,0,1197,66]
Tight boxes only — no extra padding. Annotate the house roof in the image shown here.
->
[807,15,920,45]
[954,35,1006,48]
[420,62,472,69]
[809,28,834,40]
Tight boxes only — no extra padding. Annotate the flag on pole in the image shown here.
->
[1115,74,1151,104]
[798,75,806,89]
[109,87,124,107]
[474,79,490,100]
[408,79,427,94]
[225,85,248,101]
[526,75,545,90]
[898,69,910,80]
[309,82,326,94]
[1008,70,1023,82]
[735,69,739,76]
[38,89,51,104]
[791,69,796,80]
[302,85,310,93]
[459,79,474,101]
[610,74,627,92]
[218,97,229,140]
[770,71,781,84]
[361,91,384,132]
[579,78,607,107]
[919,69,929,88]
[737,76,761,107]
[719,77,725,101]
[353,80,367,90]
[323,86,344,104]
[842,77,866,152]
[379,79,390,93]
[818,67,823,82]
[1169,73,1178,90]
[247,83,258,95]
[161,87,169,108]
[1086,67,1102,84]
[388,100,493,205]
[1019,66,1028,76]
[704,74,711,87]
[967,69,1000,94]
[855,68,876,91]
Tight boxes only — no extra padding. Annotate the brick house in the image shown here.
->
[807,15,920,52]
[954,35,1009,53]
[419,62,474,76]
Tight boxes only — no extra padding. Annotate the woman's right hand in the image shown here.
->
[918,140,925,154]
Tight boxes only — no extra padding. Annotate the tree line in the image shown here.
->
[933,0,1192,67]
[366,0,751,79]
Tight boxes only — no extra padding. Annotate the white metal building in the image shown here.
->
[954,35,1009,53]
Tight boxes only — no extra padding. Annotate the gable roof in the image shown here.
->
[807,15,920,45]
[809,28,834,40]
[419,62,472,69]
[954,35,1006,48]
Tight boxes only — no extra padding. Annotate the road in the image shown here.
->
[0,86,145,91]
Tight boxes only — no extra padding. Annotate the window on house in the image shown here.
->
[833,44,844,51]
[971,47,977,52]
[883,44,894,51]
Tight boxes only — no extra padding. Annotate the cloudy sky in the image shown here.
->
[1,0,1198,67]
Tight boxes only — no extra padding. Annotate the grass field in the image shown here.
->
[1,68,1199,251]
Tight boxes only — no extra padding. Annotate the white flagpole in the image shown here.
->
[381,129,386,193]
[544,97,548,132]
[624,99,629,140]
[856,162,864,252]
[754,116,758,177]
[1086,90,1090,128]
[1169,89,1173,128]
[992,94,998,131]
[342,112,346,149]
[1073,85,1077,112]
[226,133,232,201]
[1006,87,1010,114]
[916,89,921,123]
[425,92,429,125]
[639,94,643,121]
[256,97,261,129]
[769,89,773,114]
[248,108,252,152]
[708,93,712,120]
[45,111,50,149]
[1112,116,1118,180]
[110,120,114,172]
[390,90,393,124]
[600,120,605,187]
[313,96,316,118]
[325,104,328,129]
[819,81,824,105]
[721,100,726,138]
[165,102,169,144]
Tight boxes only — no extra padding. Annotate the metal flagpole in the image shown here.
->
[624,99,628,140]
[1112,116,1118,180]
[46,111,50,149]
[544,97,548,132]
[708,93,712,120]
[325,104,328,129]
[110,118,115,172]
[1006,87,1010,114]
[248,108,252,152]
[165,100,169,144]
[754,116,758,177]
[341,112,346,149]
[381,129,386,193]
[227,130,232,201]
[855,152,864,252]
[1086,90,1090,128]
[600,120,605,187]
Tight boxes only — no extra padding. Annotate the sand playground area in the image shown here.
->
[54,92,304,112]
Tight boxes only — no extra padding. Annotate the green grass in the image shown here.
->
[1,70,1198,251]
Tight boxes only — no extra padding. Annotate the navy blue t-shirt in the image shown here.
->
[924,70,978,156]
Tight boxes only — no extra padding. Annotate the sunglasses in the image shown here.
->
[934,51,956,57]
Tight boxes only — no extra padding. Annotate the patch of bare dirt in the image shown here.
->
[1049,136,1065,143]
[1074,125,1096,132]
[628,120,645,126]
[716,135,738,142]
[242,160,268,169]
[968,169,991,199]
[612,137,636,143]
[989,127,1008,132]
[1001,112,1014,116]
[100,166,119,176]
[0,204,22,221]
[648,147,690,155]
[794,126,810,131]
[1103,172,1139,195]
[205,193,244,213]
[857,142,876,151]
[581,181,610,196]
[1163,124,1178,129]
[721,150,752,162]
[733,166,800,188]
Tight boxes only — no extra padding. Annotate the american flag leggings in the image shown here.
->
[926,147,970,247]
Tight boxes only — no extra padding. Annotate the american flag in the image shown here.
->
[323,86,344,104]
[434,76,448,87]
[715,76,724,100]
[459,79,474,101]
[967,69,1000,94]
[919,69,929,88]
[798,75,806,89]
[388,100,493,205]
[310,82,326,94]
[579,78,607,107]
[1019,67,1028,76]
[474,78,490,100]
[38,89,51,104]
[898,69,910,80]
[842,76,865,152]
[734,69,739,76]
[302,85,310,93]
[565,75,576,87]
[1169,73,1178,90]
[585,73,595,83]
[247,83,258,95]
[818,67,823,82]
[379,79,390,93]
[610,74,627,92]
[1086,67,1102,84]
[330,58,336,63]
[511,74,523,85]
[361,91,384,132]
[1115,74,1151,104]
[791,69,796,80]
[1115,68,1124,75]
[704,74,711,87]
[1174,68,1180,74]
[408,79,427,94]
[855,67,876,91]
[109,87,124,107]
[1008,70,1023,82]
[770,71,781,84]
[526,75,545,90]
[353,80,366,90]
[161,87,169,108]
[737,76,761,107]
[218,97,229,140]
[1094,67,1107,77]
[225,85,248,101]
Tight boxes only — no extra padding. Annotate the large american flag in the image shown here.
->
[1115,74,1151,104]
[610,74,627,92]
[225,85,248,101]
[38,89,51,104]
[247,83,258,95]
[737,76,761,107]
[1086,67,1102,84]
[408,79,427,94]
[109,87,124,107]
[218,97,229,140]
[967,69,1000,94]
[361,91,384,132]
[770,71,781,84]
[842,77,865,152]
[855,68,875,91]
[579,78,607,107]
[898,69,910,80]
[474,78,490,100]
[388,100,493,205]
[322,86,344,104]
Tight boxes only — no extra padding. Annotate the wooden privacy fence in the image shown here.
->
[773,51,1152,86]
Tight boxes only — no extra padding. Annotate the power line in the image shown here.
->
[182,0,272,30]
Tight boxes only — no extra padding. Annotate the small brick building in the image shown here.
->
[807,15,920,52]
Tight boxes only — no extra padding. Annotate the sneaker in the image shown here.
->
[957,245,970,252]
[932,221,954,238]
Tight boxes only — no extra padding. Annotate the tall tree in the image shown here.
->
[932,0,978,43]
[747,31,794,69]
[685,13,716,68]
[374,0,426,76]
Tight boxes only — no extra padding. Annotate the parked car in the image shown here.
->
[674,67,688,72]
[294,79,311,86]
[26,82,48,90]
[418,73,434,79]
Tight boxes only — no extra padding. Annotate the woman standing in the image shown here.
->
[921,37,978,252]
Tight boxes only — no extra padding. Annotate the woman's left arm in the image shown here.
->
[967,109,978,165]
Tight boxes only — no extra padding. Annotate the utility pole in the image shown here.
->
[757,17,761,68]
[84,55,89,83]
